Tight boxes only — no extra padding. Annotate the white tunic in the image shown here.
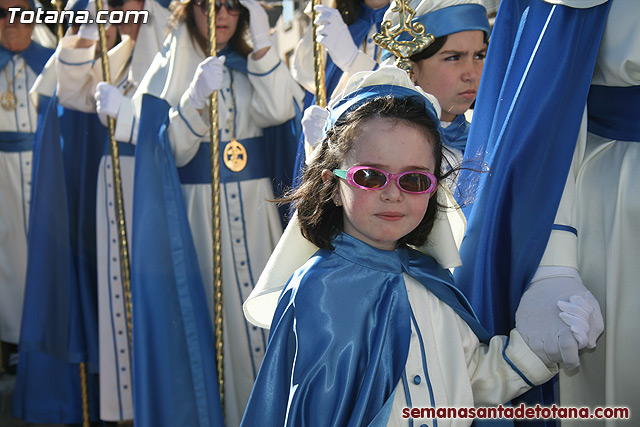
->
[0,55,39,345]
[386,274,557,427]
[135,23,304,426]
[539,0,639,424]
[54,2,170,420]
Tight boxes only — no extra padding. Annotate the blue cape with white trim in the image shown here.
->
[131,94,224,427]
[241,232,489,427]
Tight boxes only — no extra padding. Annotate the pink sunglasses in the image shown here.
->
[333,166,437,194]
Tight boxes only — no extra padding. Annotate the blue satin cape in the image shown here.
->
[13,94,102,423]
[451,1,611,425]
[131,94,224,427]
[241,233,489,427]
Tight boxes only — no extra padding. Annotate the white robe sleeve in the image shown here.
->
[55,34,134,113]
[458,318,558,406]
[246,47,304,127]
[538,110,589,269]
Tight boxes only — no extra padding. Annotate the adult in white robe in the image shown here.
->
[133,0,304,423]
[54,0,170,420]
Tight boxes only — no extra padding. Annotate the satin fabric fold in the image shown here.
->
[131,94,224,427]
[13,94,102,423]
[241,233,488,426]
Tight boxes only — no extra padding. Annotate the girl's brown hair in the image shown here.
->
[167,0,252,57]
[279,95,455,250]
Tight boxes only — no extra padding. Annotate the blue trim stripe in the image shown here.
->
[551,224,578,236]
[409,308,438,427]
[56,56,95,67]
[177,103,205,138]
[400,370,414,427]
[501,335,535,388]
[246,59,281,77]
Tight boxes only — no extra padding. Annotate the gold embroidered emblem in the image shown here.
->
[223,139,247,172]
[1,91,17,111]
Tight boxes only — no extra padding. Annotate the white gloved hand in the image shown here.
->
[314,5,359,71]
[238,0,271,52]
[558,292,604,349]
[515,266,604,370]
[302,105,329,148]
[95,82,123,119]
[187,55,226,110]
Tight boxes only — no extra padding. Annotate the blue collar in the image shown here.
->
[0,42,54,74]
[331,232,491,343]
[217,46,248,74]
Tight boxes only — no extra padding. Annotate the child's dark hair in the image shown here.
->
[279,95,456,250]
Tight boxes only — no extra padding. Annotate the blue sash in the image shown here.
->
[102,139,135,156]
[587,85,640,141]
[177,136,269,184]
[0,131,34,152]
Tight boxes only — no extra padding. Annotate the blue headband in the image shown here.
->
[327,84,442,135]
[382,4,490,61]
[409,4,490,40]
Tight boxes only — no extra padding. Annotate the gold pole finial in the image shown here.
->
[207,0,225,416]
[373,0,434,71]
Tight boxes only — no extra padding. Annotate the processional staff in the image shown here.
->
[94,0,133,424]
[207,0,225,413]
[311,0,326,107]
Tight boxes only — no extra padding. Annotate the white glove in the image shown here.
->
[238,0,271,52]
[302,105,329,148]
[515,266,604,370]
[95,82,124,119]
[558,292,603,349]
[314,5,359,71]
[187,55,226,110]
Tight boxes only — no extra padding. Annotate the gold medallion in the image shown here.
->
[1,91,17,112]
[223,139,247,172]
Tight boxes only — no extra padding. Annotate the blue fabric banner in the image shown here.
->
[131,94,224,427]
[452,2,611,425]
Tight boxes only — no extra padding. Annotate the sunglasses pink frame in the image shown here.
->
[333,166,437,194]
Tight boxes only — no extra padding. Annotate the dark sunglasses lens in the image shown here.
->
[353,169,387,189]
[399,173,431,192]
[215,0,241,13]
[0,8,7,18]
[226,0,241,11]
[108,0,125,8]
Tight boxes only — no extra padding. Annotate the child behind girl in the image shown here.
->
[240,68,564,426]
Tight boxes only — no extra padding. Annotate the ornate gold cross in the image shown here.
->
[373,0,435,71]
